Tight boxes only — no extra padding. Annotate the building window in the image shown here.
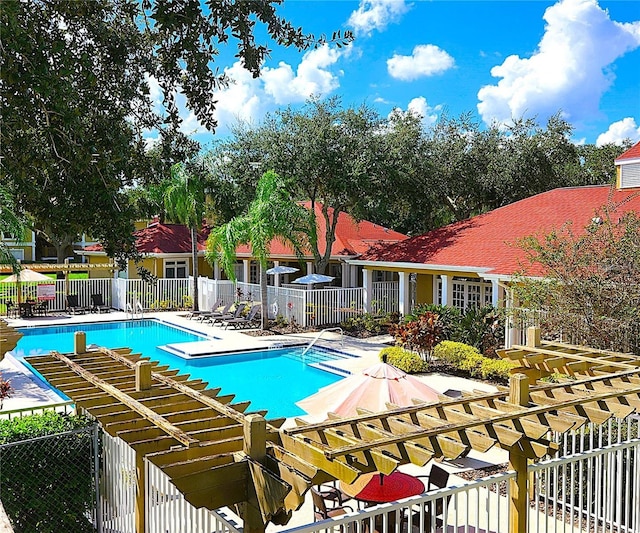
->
[165,260,187,278]
[9,249,24,261]
[438,276,493,311]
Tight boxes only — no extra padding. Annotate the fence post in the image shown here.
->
[93,424,102,533]
[508,373,530,533]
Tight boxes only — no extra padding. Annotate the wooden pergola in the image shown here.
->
[23,327,640,533]
[0,319,23,360]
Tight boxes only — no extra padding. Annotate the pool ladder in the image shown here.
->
[126,301,144,320]
[302,327,344,356]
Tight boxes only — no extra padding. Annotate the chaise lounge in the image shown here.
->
[91,294,111,313]
[222,304,261,329]
[66,294,90,315]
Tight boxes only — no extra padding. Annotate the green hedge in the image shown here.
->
[0,412,96,533]
[379,346,429,373]
[433,340,515,382]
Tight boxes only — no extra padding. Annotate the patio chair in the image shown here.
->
[202,301,233,323]
[91,294,111,313]
[66,294,89,315]
[311,487,354,521]
[222,304,261,329]
[411,465,451,527]
[3,300,19,319]
[188,298,222,320]
[208,303,246,326]
[33,300,48,317]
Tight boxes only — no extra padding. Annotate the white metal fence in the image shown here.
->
[112,278,191,312]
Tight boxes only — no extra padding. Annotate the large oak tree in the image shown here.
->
[1,0,350,264]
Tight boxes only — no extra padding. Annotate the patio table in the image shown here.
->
[340,471,425,504]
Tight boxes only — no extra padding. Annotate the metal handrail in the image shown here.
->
[302,327,344,356]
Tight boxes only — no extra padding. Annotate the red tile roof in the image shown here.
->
[235,202,407,257]
[357,186,640,277]
[84,205,406,258]
[615,141,640,162]
[84,223,210,254]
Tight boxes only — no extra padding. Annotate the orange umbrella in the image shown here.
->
[296,362,440,418]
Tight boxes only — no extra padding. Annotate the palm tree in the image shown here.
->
[163,162,207,311]
[205,170,312,329]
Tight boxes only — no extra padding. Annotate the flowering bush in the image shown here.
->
[0,373,12,409]
[389,311,444,361]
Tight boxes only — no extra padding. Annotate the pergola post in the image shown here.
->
[74,331,86,354]
[508,373,530,533]
[242,414,267,533]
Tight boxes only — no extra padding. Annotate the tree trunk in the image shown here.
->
[191,226,199,311]
[259,263,268,330]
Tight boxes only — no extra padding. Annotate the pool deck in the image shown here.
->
[1,310,509,531]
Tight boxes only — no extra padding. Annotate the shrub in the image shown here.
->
[379,346,429,373]
[341,312,399,336]
[455,305,504,357]
[389,311,443,361]
[406,304,462,340]
[432,340,478,366]
[432,340,515,382]
[0,412,96,533]
[479,358,516,381]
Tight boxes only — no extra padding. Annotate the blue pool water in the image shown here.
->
[12,320,345,418]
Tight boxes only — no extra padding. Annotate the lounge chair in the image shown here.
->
[188,298,222,320]
[223,304,261,329]
[202,301,234,323]
[66,294,89,315]
[209,303,246,326]
[91,294,111,313]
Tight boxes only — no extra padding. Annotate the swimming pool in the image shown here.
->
[12,320,346,418]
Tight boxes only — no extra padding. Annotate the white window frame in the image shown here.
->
[437,276,493,311]
[164,259,188,279]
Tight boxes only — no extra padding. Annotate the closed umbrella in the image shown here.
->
[296,362,440,418]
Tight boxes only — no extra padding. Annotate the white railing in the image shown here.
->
[146,460,242,533]
[530,438,640,533]
[371,281,399,315]
[2,276,399,326]
[112,278,191,311]
[281,472,514,533]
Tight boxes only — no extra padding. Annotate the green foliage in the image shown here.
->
[206,170,312,329]
[389,311,443,361]
[341,312,399,336]
[0,372,12,409]
[406,304,462,340]
[433,340,515,382]
[0,412,96,533]
[0,411,91,444]
[379,347,429,374]
[456,305,504,357]
[516,208,640,354]
[2,0,350,263]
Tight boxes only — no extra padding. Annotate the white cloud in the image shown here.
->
[477,0,640,127]
[347,0,410,35]
[596,117,640,146]
[261,45,342,104]
[387,45,455,81]
[388,97,442,127]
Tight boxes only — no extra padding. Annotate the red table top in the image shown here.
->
[340,471,425,503]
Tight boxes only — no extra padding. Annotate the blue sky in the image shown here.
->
[161,0,640,148]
